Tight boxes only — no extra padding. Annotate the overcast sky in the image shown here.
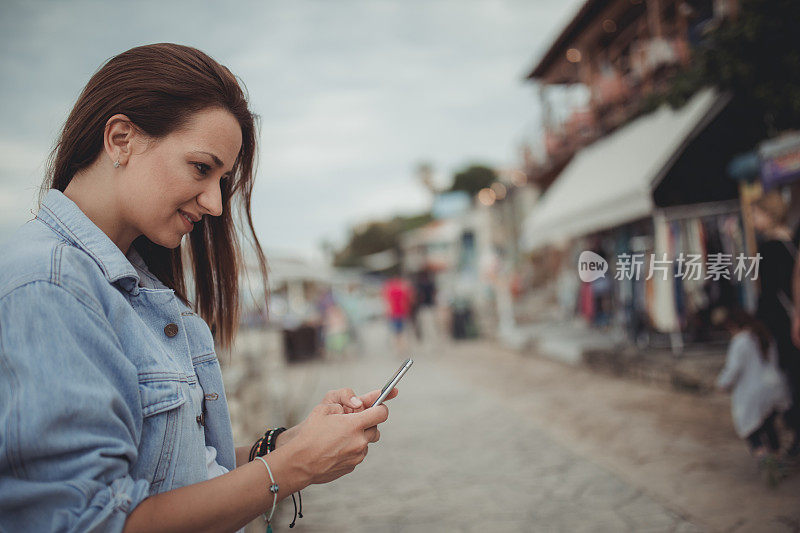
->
[0,0,584,258]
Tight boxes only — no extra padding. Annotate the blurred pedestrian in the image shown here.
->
[715,308,791,485]
[323,303,351,358]
[316,287,351,358]
[411,268,439,345]
[383,276,414,355]
[752,192,800,456]
[336,283,368,357]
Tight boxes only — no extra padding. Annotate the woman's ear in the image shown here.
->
[104,113,135,167]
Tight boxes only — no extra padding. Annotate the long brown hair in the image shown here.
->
[40,43,267,353]
[726,308,773,362]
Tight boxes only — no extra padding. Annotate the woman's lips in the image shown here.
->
[178,210,194,232]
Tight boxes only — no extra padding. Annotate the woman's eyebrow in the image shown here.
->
[190,150,234,175]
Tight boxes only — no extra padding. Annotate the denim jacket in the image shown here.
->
[0,190,237,532]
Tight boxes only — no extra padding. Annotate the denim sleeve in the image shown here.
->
[0,281,151,532]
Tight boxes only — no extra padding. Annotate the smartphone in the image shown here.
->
[370,358,413,407]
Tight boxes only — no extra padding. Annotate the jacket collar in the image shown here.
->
[37,189,140,292]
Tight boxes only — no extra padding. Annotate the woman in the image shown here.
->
[715,309,791,484]
[752,191,800,456]
[0,43,396,532]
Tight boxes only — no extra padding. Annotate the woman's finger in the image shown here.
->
[358,387,399,407]
[323,388,363,411]
[364,426,380,443]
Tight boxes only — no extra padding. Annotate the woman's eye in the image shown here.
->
[193,162,211,176]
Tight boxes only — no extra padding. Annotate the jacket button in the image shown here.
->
[164,323,179,337]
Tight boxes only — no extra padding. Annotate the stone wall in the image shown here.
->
[218,326,299,448]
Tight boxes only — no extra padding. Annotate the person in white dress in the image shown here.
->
[716,308,791,483]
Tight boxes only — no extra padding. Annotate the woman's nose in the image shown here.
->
[197,183,223,217]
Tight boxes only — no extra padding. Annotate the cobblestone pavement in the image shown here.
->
[249,323,725,533]
[441,340,800,533]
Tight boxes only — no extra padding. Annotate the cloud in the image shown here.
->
[0,0,585,254]
[0,137,50,241]
[0,183,40,244]
[0,139,50,181]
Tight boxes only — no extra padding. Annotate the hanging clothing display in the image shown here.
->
[579,280,595,323]
[680,217,708,314]
[649,213,680,332]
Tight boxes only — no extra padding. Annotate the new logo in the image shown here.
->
[578,251,608,282]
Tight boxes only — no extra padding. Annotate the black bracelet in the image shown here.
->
[250,426,303,528]
[252,427,288,459]
[248,436,263,462]
[266,427,288,454]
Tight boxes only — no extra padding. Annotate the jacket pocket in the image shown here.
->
[137,376,187,492]
[139,376,186,416]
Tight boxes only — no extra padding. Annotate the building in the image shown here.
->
[518,0,757,352]
[526,0,738,190]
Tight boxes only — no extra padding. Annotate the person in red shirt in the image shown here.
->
[383,276,414,354]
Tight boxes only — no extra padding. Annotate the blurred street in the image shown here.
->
[234,321,800,533]
[1,2,799,532]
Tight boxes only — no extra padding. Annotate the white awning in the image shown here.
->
[521,88,726,251]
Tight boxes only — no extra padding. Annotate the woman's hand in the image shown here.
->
[286,402,390,485]
[322,387,399,413]
[275,388,398,450]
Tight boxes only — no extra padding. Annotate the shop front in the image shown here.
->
[520,88,762,352]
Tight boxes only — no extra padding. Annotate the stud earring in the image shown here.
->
[113,160,120,168]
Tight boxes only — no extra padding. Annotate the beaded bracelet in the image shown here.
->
[265,427,287,455]
[250,427,303,528]
[250,427,288,461]
[255,456,279,533]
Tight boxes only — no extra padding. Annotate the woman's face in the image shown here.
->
[119,107,242,249]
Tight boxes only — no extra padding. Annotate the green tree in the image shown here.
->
[647,0,800,137]
[449,165,498,197]
[334,212,432,269]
